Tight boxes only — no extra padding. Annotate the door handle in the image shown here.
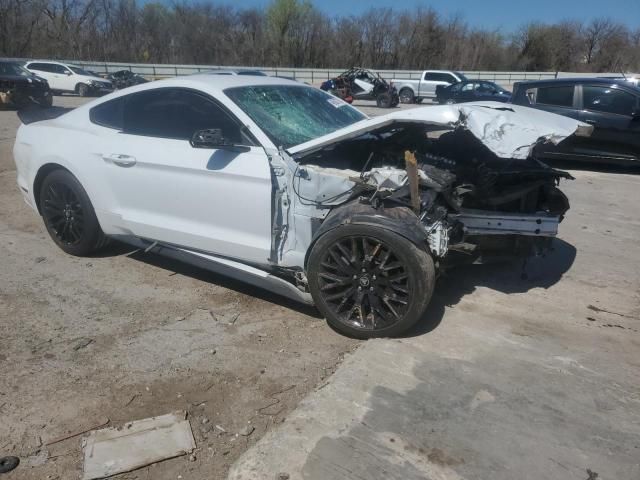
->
[103,153,136,167]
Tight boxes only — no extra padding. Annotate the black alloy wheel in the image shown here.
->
[39,169,108,256]
[308,225,435,338]
[42,181,84,246]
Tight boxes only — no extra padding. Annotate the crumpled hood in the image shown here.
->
[287,102,592,160]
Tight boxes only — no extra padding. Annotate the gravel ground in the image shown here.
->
[2,92,637,480]
[0,94,368,479]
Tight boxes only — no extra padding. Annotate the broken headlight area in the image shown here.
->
[294,125,572,264]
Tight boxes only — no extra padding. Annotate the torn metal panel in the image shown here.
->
[287,102,592,160]
[82,411,196,480]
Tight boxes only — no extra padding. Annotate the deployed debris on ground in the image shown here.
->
[82,411,196,480]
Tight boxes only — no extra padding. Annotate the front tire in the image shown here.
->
[307,225,435,339]
[77,83,90,97]
[39,169,108,256]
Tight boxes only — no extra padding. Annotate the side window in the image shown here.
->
[583,86,636,116]
[90,97,124,130]
[28,63,52,72]
[478,82,494,93]
[443,74,457,84]
[536,86,574,107]
[122,88,246,143]
[53,64,70,74]
[461,83,475,92]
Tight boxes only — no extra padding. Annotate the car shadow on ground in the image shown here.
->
[94,237,576,336]
[405,238,577,337]
[99,241,323,318]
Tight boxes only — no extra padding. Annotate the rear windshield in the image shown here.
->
[225,85,366,149]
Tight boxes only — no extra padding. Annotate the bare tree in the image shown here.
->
[1,0,638,73]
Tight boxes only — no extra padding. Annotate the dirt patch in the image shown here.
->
[0,96,359,480]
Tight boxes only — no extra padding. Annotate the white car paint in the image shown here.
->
[13,75,589,278]
[24,60,112,94]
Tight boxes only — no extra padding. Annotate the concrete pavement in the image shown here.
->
[229,169,640,480]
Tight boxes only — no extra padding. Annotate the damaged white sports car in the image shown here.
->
[14,76,590,338]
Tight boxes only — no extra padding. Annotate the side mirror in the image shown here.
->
[190,128,250,151]
[191,128,228,148]
[65,71,72,75]
[632,108,640,119]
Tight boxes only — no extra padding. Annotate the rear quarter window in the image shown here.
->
[90,97,124,130]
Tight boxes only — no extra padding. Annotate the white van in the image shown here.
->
[24,61,113,96]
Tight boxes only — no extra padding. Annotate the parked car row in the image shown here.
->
[0,58,155,109]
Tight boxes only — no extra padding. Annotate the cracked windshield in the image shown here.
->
[225,85,366,149]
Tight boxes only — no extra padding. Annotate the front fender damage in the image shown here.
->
[274,103,589,272]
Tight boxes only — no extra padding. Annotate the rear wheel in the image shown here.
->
[376,92,392,108]
[39,169,108,256]
[308,225,435,339]
[399,88,414,104]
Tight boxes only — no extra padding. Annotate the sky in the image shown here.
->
[185,0,640,32]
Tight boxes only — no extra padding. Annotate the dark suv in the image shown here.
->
[511,78,640,165]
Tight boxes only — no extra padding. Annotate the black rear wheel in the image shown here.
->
[376,92,392,108]
[308,225,435,338]
[40,169,108,256]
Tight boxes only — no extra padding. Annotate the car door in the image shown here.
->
[92,87,273,265]
[55,64,77,91]
[457,82,478,102]
[578,84,640,160]
[421,72,456,98]
[527,84,584,159]
[476,82,505,102]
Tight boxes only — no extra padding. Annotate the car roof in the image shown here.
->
[202,69,266,75]
[26,60,65,66]
[515,77,637,88]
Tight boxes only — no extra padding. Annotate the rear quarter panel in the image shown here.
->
[14,114,118,230]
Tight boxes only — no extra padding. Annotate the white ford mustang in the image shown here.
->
[13,75,590,337]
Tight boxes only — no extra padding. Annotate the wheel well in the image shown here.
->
[399,87,414,95]
[304,201,429,268]
[75,83,87,93]
[33,163,70,214]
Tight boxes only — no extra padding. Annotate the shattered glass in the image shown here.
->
[225,85,366,149]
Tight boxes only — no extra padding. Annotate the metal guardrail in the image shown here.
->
[70,61,567,86]
[4,57,637,87]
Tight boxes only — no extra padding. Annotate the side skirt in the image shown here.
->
[113,236,314,306]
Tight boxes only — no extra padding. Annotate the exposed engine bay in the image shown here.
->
[286,119,574,266]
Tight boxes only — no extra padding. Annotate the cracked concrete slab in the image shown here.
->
[229,172,640,480]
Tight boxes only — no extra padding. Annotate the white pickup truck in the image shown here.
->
[393,70,467,104]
